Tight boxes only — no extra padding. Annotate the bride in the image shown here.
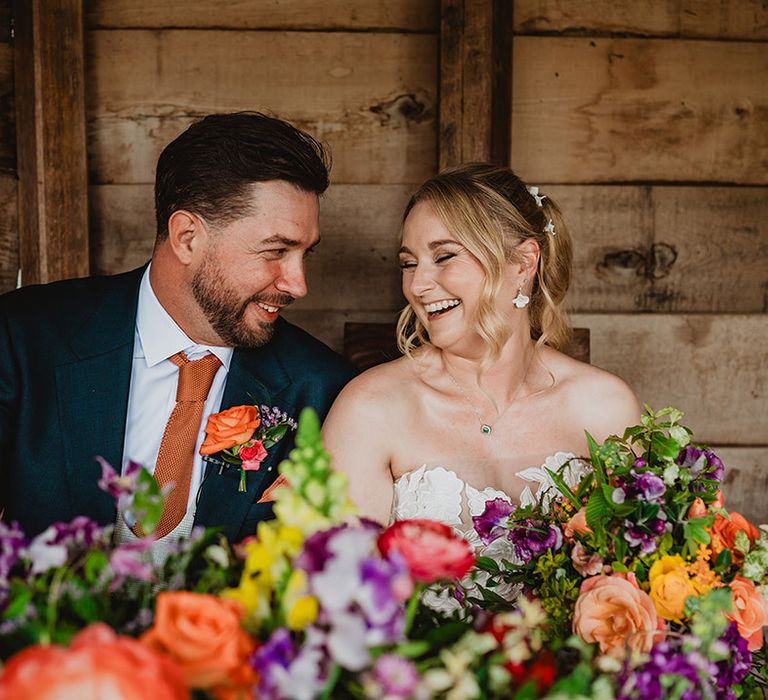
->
[322,163,640,532]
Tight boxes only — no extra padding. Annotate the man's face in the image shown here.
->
[191,181,320,348]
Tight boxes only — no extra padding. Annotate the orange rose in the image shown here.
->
[710,512,759,562]
[565,507,591,539]
[573,574,664,658]
[200,406,260,455]
[726,576,768,651]
[141,592,256,695]
[0,623,187,700]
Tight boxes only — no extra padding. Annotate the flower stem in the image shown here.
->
[239,469,247,492]
[404,583,423,636]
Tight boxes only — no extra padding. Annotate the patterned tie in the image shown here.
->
[151,351,222,539]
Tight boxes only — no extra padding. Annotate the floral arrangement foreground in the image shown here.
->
[0,406,767,699]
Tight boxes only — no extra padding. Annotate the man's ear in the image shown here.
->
[166,210,206,265]
[515,238,541,279]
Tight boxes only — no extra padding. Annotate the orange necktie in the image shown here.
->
[151,351,222,539]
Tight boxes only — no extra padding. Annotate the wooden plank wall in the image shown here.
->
[509,0,768,520]
[0,0,17,293]
[85,1,766,519]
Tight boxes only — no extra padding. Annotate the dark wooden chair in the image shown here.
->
[343,322,590,372]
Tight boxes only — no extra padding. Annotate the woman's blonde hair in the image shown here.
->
[396,163,573,363]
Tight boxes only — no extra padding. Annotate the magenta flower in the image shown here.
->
[472,498,516,545]
[372,654,420,698]
[108,539,156,591]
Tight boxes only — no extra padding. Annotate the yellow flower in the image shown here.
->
[649,555,696,621]
[274,491,334,536]
[287,596,318,630]
[282,569,318,630]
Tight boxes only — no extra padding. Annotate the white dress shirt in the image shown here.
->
[120,265,233,528]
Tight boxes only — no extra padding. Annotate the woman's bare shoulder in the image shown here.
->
[540,346,642,440]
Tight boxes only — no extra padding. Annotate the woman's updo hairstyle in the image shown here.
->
[396,163,573,362]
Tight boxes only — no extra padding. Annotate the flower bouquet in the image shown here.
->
[1,405,767,700]
[470,406,768,698]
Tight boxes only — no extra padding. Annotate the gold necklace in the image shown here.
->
[443,352,535,436]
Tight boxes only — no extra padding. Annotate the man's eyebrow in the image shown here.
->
[260,235,315,247]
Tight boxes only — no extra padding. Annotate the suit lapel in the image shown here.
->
[55,268,143,525]
[194,333,292,540]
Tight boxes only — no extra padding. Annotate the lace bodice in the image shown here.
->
[391,452,586,538]
[390,453,588,614]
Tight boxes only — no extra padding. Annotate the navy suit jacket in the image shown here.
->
[0,266,355,542]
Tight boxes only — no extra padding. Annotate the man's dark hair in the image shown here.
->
[154,112,330,239]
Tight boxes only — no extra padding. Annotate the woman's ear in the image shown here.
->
[516,238,541,279]
[166,210,206,265]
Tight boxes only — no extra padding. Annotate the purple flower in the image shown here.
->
[633,471,666,502]
[624,522,659,555]
[715,622,751,699]
[472,498,515,545]
[617,636,716,700]
[0,520,27,607]
[507,519,562,563]
[296,520,380,574]
[97,457,142,511]
[109,539,156,591]
[371,654,420,699]
[677,447,725,484]
[633,458,647,469]
[253,627,326,700]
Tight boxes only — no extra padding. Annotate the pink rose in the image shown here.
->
[377,519,475,584]
[571,541,603,577]
[573,574,664,658]
[239,441,268,471]
[726,576,768,651]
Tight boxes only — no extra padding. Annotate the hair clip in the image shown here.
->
[544,220,556,236]
[526,185,546,208]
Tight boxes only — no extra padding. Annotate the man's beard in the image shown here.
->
[191,255,293,349]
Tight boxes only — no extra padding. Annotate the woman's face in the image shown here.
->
[399,201,520,355]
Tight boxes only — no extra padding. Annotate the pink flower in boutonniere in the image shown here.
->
[239,442,268,471]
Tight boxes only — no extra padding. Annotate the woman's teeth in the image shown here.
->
[424,299,461,315]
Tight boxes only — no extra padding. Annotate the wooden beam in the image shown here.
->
[439,0,513,169]
[13,0,89,285]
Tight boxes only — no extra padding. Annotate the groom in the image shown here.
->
[0,112,354,543]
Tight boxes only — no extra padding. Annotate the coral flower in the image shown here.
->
[378,519,475,583]
[726,576,768,651]
[0,623,187,700]
[573,574,664,658]
[142,592,256,696]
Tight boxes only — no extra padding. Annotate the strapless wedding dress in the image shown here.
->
[390,453,588,613]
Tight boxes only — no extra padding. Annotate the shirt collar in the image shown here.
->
[135,264,234,369]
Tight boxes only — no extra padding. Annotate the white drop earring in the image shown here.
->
[512,280,530,309]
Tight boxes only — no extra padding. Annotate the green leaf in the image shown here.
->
[423,620,471,647]
[83,550,109,585]
[133,467,164,535]
[393,640,431,658]
[585,432,607,484]
[585,489,610,530]
[651,433,682,461]
[684,518,712,546]
[473,556,501,574]
[714,548,732,573]
[71,590,100,624]
[1,582,32,620]
[544,467,581,509]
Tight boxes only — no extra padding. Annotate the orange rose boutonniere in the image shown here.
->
[200,404,297,492]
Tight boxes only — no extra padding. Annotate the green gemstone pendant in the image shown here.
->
[481,424,492,435]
